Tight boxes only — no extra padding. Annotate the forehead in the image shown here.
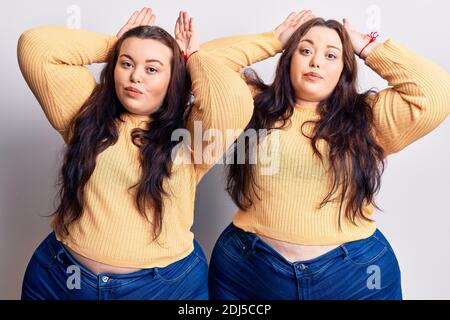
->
[119,37,173,64]
[299,26,342,49]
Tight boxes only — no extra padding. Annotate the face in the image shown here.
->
[290,26,344,103]
[114,37,173,115]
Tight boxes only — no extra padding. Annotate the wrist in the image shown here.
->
[273,28,282,42]
[358,32,381,59]
[183,50,199,62]
[273,27,288,49]
[359,42,381,59]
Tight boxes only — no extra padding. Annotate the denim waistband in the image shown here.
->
[46,232,158,281]
[226,223,380,276]
[45,232,203,282]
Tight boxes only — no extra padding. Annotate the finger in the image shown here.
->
[116,26,126,38]
[149,14,156,26]
[183,11,190,31]
[285,12,298,23]
[178,11,185,32]
[175,17,180,35]
[291,11,307,27]
[295,10,311,23]
[142,8,153,25]
[304,10,314,17]
[189,17,196,33]
[127,10,140,26]
[305,13,315,21]
[135,7,149,25]
[294,10,308,19]
[303,12,315,22]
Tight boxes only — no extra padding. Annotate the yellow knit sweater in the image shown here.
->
[17,26,254,268]
[203,32,450,245]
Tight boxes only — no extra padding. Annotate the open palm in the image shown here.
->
[174,11,199,56]
[116,7,156,38]
[343,18,380,59]
[274,10,315,48]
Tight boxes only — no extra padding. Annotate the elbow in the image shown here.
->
[424,91,450,124]
[423,70,450,118]
[18,26,60,60]
[18,27,48,65]
[18,27,48,48]
[17,30,33,63]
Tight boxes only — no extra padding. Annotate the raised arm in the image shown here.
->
[366,41,449,156]
[199,32,282,73]
[176,11,255,183]
[344,19,450,156]
[17,26,116,142]
[17,7,156,143]
[199,10,314,73]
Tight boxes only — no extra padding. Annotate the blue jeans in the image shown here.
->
[21,232,209,300]
[209,223,402,300]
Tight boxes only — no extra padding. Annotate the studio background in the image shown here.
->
[1,0,449,299]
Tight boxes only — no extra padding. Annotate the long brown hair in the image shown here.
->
[52,26,191,240]
[226,18,386,227]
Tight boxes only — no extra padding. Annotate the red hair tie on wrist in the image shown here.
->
[182,50,199,62]
[358,31,379,58]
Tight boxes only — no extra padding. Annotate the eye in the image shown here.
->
[121,61,133,68]
[146,67,158,74]
[326,53,337,60]
[300,48,312,55]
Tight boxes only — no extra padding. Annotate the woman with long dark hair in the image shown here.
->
[18,8,254,299]
[206,11,450,299]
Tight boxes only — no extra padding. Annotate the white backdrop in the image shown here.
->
[1,0,449,299]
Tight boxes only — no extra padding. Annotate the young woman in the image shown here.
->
[205,11,450,299]
[18,8,254,300]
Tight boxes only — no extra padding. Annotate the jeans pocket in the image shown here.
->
[32,233,59,270]
[217,228,251,263]
[341,232,388,266]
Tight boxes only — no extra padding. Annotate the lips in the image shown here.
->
[304,72,323,80]
[125,86,143,94]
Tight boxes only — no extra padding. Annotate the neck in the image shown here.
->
[294,99,319,111]
[121,111,152,127]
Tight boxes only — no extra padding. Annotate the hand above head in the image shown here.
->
[274,10,315,48]
[116,7,156,38]
[175,11,199,59]
[342,18,381,59]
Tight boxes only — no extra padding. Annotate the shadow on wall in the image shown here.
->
[0,120,63,299]
[192,165,237,262]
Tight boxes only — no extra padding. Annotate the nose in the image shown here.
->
[130,67,143,84]
[309,53,321,68]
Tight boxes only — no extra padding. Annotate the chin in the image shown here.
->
[299,92,322,101]
[129,106,160,116]
[127,108,148,115]
[120,105,140,114]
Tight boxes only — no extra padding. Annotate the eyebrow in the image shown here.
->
[300,39,342,51]
[119,54,164,66]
